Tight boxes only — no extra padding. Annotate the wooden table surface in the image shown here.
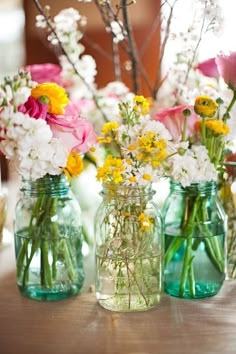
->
[1,229,236,354]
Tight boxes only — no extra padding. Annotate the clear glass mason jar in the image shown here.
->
[94,183,163,312]
[162,180,227,299]
[14,174,84,301]
[220,160,236,279]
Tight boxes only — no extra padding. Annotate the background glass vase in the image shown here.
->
[14,174,84,301]
[0,187,7,245]
[162,180,226,299]
[94,183,163,312]
[220,160,236,279]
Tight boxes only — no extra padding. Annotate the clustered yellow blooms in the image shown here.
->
[96,95,169,186]
[63,152,83,181]
[96,155,125,184]
[136,132,167,168]
[194,95,230,136]
[194,95,230,168]
[31,82,69,115]
[133,95,150,115]
[97,121,118,144]
[101,121,119,134]
[138,213,154,232]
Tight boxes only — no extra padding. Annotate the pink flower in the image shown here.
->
[18,96,48,119]
[24,63,65,86]
[195,57,219,79]
[154,105,197,141]
[215,51,236,88]
[65,98,95,116]
[47,114,97,153]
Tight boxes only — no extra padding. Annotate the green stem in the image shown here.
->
[188,256,195,298]
[179,195,200,297]
[223,89,236,122]
[165,237,184,266]
[61,239,76,281]
[179,236,193,297]
[22,239,40,287]
[16,239,29,278]
[201,116,206,145]
[41,239,52,288]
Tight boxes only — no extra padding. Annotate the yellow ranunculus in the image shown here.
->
[63,152,83,180]
[194,95,218,118]
[205,119,230,135]
[31,83,69,115]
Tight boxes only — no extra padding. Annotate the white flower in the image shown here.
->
[106,21,126,43]
[167,145,217,187]
[35,14,47,28]
[142,118,173,141]
[0,108,68,181]
[54,8,82,32]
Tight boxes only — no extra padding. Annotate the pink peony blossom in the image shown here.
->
[154,105,197,141]
[18,96,48,119]
[47,114,97,153]
[195,57,219,79]
[215,51,236,88]
[24,63,65,86]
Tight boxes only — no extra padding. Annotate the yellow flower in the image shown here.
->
[138,212,153,232]
[31,83,69,115]
[63,152,83,180]
[205,119,230,135]
[96,155,125,184]
[97,136,112,144]
[133,95,150,115]
[128,176,137,183]
[128,144,136,151]
[194,95,218,118]
[142,173,152,181]
[101,121,119,135]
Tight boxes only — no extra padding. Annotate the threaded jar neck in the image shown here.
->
[170,180,217,196]
[101,183,155,202]
[21,174,70,197]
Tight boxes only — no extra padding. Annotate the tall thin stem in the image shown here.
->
[121,0,140,93]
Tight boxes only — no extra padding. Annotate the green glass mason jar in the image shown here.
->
[162,180,227,299]
[14,174,84,301]
[94,183,163,312]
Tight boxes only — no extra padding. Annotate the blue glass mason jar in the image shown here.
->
[162,180,227,299]
[14,174,84,301]
[95,183,164,312]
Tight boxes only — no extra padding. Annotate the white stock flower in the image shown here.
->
[13,87,32,107]
[167,145,217,187]
[0,109,68,181]
[142,118,172,141]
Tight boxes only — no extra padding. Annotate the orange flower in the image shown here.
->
[31,83,69,115]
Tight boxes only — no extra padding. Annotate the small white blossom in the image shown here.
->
[167,145,217,187]
[106,21,126,43]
